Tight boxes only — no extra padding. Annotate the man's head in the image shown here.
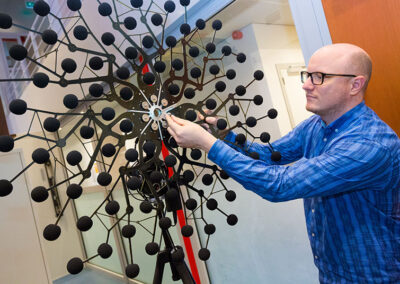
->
[302,43,372,124]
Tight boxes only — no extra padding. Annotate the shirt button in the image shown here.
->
[335,129,338,133]
[323,138,327,142]
[314,255,318,259]
[312,209,315,213]
[311,233,315,237]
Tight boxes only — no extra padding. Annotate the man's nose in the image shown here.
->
[302,76,314,91]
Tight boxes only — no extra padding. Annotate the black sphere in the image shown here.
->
[9,100,27,117]
[101,107,115,121]
[130,0,143,8]
[73,25,88,40]
[151,13,163,26]
[97,172,112,186]
[185,110,197,122]
[198,248,210,261]
[42,29,58,45]
[43,117,60,132]
[246,116,257,128]
[183,170,194,183]
[196,19,205,30]
[190,67,201,79]
[164,155,177,167]
[190,149,201,160]
[89,83,103,97]
[32,148,49,164]
[226,69,236,80]
[225,190,236,202]
[205,99,217,110]
[143,141,155,155]
[142,72,155,85]
[101,32,115,46]
[119,87,133,101]
[124,17,137,30]
[189,46,199,57]
[159,217,172,229]
[61,58,77,73]
[254,95,263,105]
[125,47,138,59]
[237,53,246,63]
[105,200,120,215]
[67,0,82,11]
[168,84,180,96]
[150,171,163,184]
[120,119,133,133]
[117,67,130,79]
[125,149,138,162]
[127,176,141,190]
[145,242,159,255]
[67,257,83,275]
[0,13,12,29]
[63,94,78,109]
[33,1,50,16]
[102,143,116,157]
[180,0,190,6]
[98,2,112,16]
[89,56,103,70]
[204,224,216,235]
[98,243,113,258]
[254,70,264,80]
[215,81,226,92]
[185,198,197,210]
[268,108,278,119]
[165,35,177,48]
[154,61,166,73]
[220,170,229,180]
[271,151,282,162]
[0,135,14,152]
[125,264,140,278]
[171,58,183,70]
[260,132,270,143]
[67,184,83,199]
[80,126,94,139]
[0,179,13,197]
[33,72,49,88]
[206,198,218,210]
[229,105,239,116]
[171,247,185,262]
[227,214,238,226]
[140,200,152,213]
[31,186,49,202]
[184,88,195,99]
[164,1,176,13]
[217,119,227,130]
[122,224,136,238]
[76,216,93,231]
[221,45,232,56]
[235,133,246,144]
[180,23,191,35]
[181,225,193,237]
[9,45,27,61]
[206,43,216,54]
[43,224,61,241]
[209,64,220,75]
[66,151,82,166]
[235,85,246,96]
[142,35,154,49]
[212,19,222,30]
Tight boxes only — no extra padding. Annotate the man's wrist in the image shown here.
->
[200,133,217,153]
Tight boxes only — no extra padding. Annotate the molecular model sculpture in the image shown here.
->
[0,0,280,283]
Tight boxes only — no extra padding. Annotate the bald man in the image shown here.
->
[166,43,400,283]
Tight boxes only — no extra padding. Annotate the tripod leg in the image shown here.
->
[172,259,196,284]
[153,251,168,284]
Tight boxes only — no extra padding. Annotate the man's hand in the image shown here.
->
[165,114,217,153]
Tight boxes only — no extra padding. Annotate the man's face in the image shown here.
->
[302,51,353,120]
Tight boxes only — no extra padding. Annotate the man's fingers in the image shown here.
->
[165,115,179,132]
[166,125,177,139]
[171,115,186,125]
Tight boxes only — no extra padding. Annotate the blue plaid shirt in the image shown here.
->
[208,102,400,283]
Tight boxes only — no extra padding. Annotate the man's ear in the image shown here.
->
[350,76,366,95]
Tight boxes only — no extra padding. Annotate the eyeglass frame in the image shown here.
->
[300,71,356,85]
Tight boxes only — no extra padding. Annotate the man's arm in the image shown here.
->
[208,137,393,202]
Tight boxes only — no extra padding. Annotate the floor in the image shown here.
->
[53,268,126,284]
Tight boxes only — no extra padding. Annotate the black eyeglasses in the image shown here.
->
[300,71,356,85]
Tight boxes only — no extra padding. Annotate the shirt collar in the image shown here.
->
[319,101,367,131]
